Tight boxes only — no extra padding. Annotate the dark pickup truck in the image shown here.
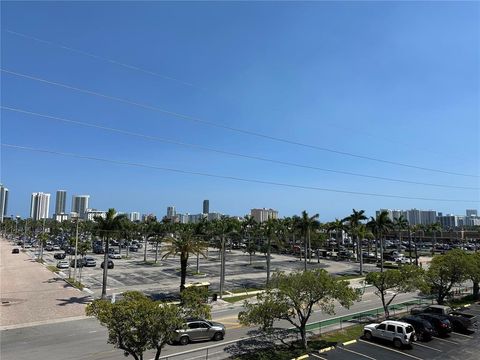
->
[411,305,478,333]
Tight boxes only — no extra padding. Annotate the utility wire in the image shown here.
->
[2,68,477,179]
[2,105,477,191]
[2,143,478,203]
[4,29,198,88]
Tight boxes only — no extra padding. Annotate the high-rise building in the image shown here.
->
[420,210,437,225]
[72,195,90,218]
[129,212,141,222]
[167,206,176,219]
[0,184,8,223]
[437,214,457,228]
[203,200,209,214]
[55,190,67,215]
[466,209,478,217]
[30,192,51,220]
[251,208,278,223]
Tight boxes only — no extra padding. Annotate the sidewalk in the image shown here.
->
[0,238,89,328]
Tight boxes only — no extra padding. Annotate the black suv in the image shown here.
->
[101,260,114,269]
[400,315,436,341]
[54,252,66,259]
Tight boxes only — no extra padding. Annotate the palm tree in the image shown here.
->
[261,218,283,285]
[211,217,240,298]
[94,208,127,299]
[296,211,320,271]
[343,209,368,275]
[326,219,346,255]
[428,222,442,256]
[367,210,393,272]
[393,215,409,253]
[162,226,207,292]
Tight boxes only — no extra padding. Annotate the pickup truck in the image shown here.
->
[411,305,477,333]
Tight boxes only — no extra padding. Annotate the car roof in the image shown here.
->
[382,320,412,327]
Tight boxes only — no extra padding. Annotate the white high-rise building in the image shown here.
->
[55,190,67,215]
[30,192,51,220]
[0,184,8,223]
[466,209,478,217]
[72,195,90,218]
[251,208,278,223]
[167,206,176,219]
[129,212,141,222]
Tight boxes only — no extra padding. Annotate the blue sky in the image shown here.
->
[1,1,478,220]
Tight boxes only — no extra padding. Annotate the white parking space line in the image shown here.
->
[339,346,377,359]
[310,354,327,360]
[413,342,442,352]
[432,336,458,345]
[358,340,423,360]
[451,332,473,338]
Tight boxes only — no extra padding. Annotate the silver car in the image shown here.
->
[174,319,225,345]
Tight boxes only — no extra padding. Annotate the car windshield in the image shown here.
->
[405,325,414,333]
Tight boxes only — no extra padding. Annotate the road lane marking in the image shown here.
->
[358,340,423,360]
[339,346,377,360]
[413,342,442,352]
[432,336,458,344]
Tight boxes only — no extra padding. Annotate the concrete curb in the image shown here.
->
[318,346,335,353]
[343,339,357,346]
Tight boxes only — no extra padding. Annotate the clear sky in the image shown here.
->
[1,1,478,220]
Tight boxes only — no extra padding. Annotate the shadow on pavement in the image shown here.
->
[56,296,92,306]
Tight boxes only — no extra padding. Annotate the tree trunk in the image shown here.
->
[101,236,109,299]
[219,235,225,298]
[473,281,479,300]
[196,253,200,274]
[358,236,363,275]
[180,255,188,292]
[154,346,162,360]
[408,231,413,264]
[143,235,147,262]
[155,241,159,263]
[380,237,384,273]
[432,232,436,256]
[299,325,308,350]
[381,291,389,318]
[266,238,271,285]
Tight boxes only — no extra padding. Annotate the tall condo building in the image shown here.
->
[0,184,8,223]
[55,190,67,214]
[203,200,209,214]
[129,212,141,222]
[251,208,278,223]
[166,206,176,219]
[466,209,478,217]
[72,195,90,218]
[30,192,51,220]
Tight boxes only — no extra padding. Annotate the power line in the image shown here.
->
[2,68,477,179]
[2,105,477,191]
[4,29,199,88]
[2,143,478,203]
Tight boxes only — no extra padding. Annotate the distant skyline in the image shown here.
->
[1,2,478,220]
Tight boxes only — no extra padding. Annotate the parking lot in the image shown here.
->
[310,304,480,360]
[34,244,378,297]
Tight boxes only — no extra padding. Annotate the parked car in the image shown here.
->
[400,315,436,341]
[173,318,225,345]
[53,245,61,251]
[93,247,105,254]
[83,256,96,267]
[54,252,66,259]
[11,248,20,254]
[363,320,415,348]
[101,260,114,269]
[129,245,139,252]
[414,313,452,336]
[412,305,476,333]
[57,260,70,269]
[109,253,122,259]
[70,259,84,268]
[45,245,54,251]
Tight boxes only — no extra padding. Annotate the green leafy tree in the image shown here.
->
[425,249,470,304]
[393,215,409,253]
[86,291,184,360]
[239,269,360,350]
[366,265,425,318]
[94,208,128,299]
[261,218,284,285]
[162,226,207,292]
[467,252,480,300]
[180,286,212,319]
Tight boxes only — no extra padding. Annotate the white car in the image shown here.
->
[109,253,122,259]
[364,320,416,348]
[53,245,61,251]
[56,260,69,269]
